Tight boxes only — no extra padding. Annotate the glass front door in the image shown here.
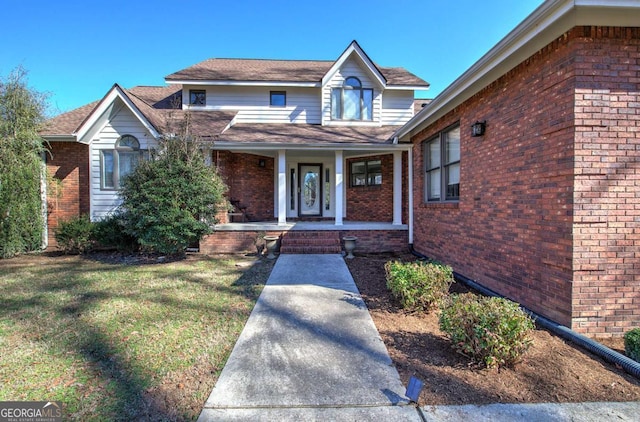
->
[299,164,322,216]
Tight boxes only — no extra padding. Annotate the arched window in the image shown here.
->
[331,76,373,121]
[101,135,142,189]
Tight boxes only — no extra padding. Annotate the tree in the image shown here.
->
[0,67,48,258]
[118,134,229,255]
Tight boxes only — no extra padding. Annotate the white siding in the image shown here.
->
[183,85,321,124]
[381,91,415,125]
[321,56,382,126]
[89,105,157,220]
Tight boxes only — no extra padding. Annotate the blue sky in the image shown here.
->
[2,0,544,116]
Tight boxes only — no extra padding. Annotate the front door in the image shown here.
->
[299,164,322,216]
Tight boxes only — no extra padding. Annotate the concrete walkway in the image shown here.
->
[198,254,417,421]
[198,254,640,421]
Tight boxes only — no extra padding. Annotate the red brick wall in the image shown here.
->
[412,29,577,327]
[411,27,640,337]
[571,27,640,337]
[346,154,394,222]
[46,142,90,248]
[215,151,274,221]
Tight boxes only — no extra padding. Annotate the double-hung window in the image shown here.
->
[331,76,373,121]
[351,159,382,187]
[101,135,143,189]
[424,125,460,201]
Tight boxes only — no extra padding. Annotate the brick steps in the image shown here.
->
[280,231,342,254]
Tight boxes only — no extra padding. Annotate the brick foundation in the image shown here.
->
[200,229,408,255]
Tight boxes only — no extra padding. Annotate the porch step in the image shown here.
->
[280,231,342,254]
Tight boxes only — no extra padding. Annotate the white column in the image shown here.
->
[393,150,402,225]
[335,150,344,225]
[277,150,287,225]
[408,148,414,244]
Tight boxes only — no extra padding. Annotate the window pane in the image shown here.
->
[428,169,441,200]
[344,77,361,88]
[325,168,330,211]
[367,160,381,185]
[428,140,440,169]
[351,161,366,186]
[343,90,360,119]
[447,162,460,185]
[270,91,286,107]
[446,163,460,200]
[118,135,139,150]
[353,174,366,186]
[351,161,366,174]
[331,89,341,119]
[102,150,114,189]
[190,90,206,105]
[363,89,373,120]
[445,127,460,163]
[290,169,296,210]
[119,152,139,180]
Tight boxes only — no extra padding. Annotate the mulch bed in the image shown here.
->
[346,253,640,405]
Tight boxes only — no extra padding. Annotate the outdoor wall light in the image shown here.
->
[258,159,266,167]
[471,120,486,137]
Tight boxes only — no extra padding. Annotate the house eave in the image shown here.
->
[393,0,640,142]
[166,80,320,88]
[385,85,431,91]
[41,135,77,142]
[213,142,412,152]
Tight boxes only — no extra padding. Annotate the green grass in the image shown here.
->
[0,253,273,421]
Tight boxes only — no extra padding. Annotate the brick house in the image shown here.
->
[394,0,640,337]
[41,41,428,253]
[41,0,639,337]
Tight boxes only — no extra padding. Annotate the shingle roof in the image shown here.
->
[41,101,99,136]
[166,58,428,87]
[217,123,397,146]
[41,86,184,137]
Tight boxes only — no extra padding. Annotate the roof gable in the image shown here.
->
[321,40,386,88]
[73,84,160,144]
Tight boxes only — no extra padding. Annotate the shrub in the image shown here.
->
[92,213,138,252]
[0,67,48,258]
[54,215,94,254]
[118,134,229,256]
[385,260,454,312]
[439,293,535,369]
[624,328,640,363]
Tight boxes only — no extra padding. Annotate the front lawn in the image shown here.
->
[0,253,273,421]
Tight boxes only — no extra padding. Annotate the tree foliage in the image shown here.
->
[0,67,48,258]
[118,135,229,255]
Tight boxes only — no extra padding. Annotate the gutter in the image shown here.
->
[408,244,640,380]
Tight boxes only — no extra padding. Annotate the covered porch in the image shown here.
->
[212,146,413,226]
[204,123,415,255]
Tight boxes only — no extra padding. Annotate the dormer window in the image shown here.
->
[189,89,206,106]
[331,76,373,121]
